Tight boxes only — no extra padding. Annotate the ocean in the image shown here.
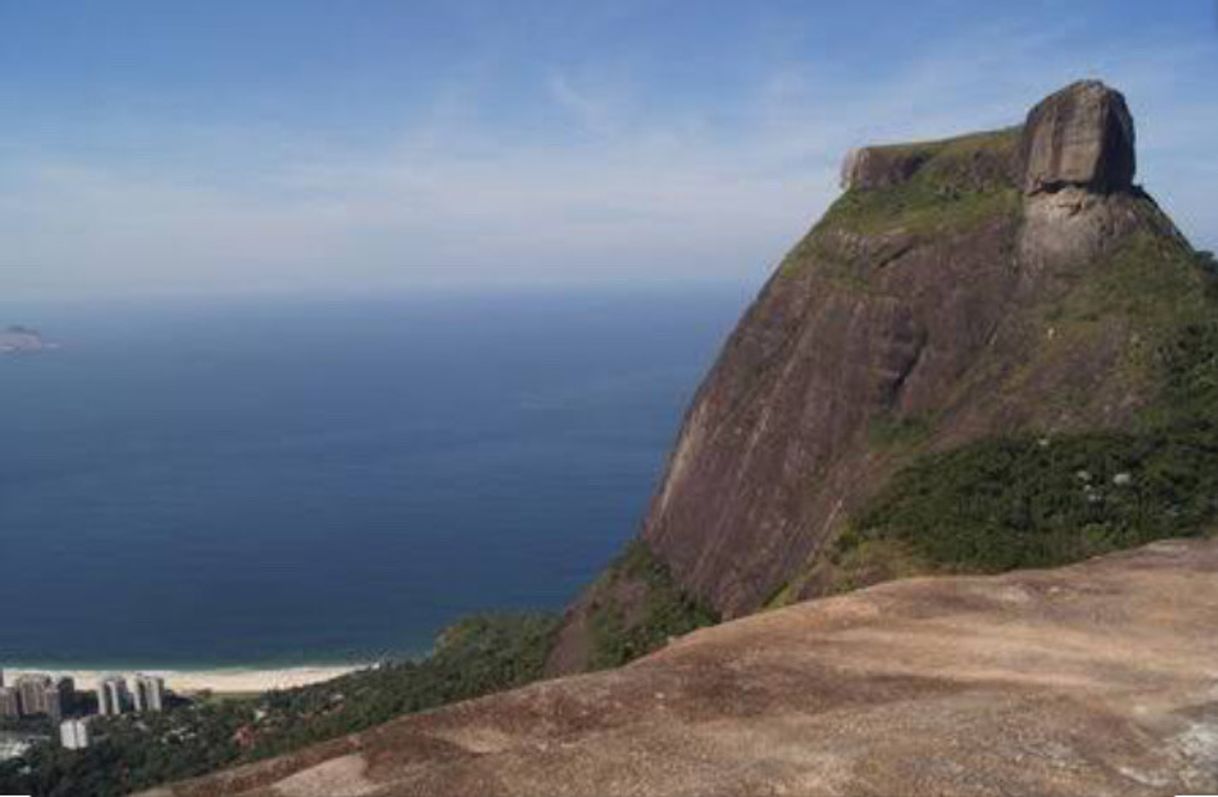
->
[0,286,747,668]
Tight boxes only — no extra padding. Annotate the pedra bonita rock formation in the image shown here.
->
[547,79,1213,673]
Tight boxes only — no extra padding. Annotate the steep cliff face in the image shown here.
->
[548,80,1213,673]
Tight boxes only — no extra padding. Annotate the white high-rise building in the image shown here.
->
[96,675,129,716]
[132,674,165,712]
[60,718,91,750]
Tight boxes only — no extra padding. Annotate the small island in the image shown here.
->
[0,325,56,354]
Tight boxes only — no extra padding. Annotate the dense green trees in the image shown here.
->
[249,612,558,758]
[586,540,718,670]
[842,319,1218,572]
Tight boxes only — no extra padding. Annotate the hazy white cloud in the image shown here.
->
[1,16,1213,300]
[546,73,625,137]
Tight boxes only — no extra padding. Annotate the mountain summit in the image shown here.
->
[547,79,1216,673]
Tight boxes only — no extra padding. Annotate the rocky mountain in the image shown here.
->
[547,80,1218,673]
[138,537,1218,797]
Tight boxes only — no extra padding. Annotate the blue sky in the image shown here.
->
[1,1,1215,299]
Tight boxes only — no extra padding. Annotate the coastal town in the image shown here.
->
[0,668,165,757]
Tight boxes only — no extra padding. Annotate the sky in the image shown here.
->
[1,0,1216,300]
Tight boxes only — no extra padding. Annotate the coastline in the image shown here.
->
[3,665,367,695]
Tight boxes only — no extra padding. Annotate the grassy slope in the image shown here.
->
[779,127,1022,283]
[823,128,1023,236]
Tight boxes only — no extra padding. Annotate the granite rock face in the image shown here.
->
[1020,79,1135,195]
[547,79,1202,673]
[143,539,1218,797]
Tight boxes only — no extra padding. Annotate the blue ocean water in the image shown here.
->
[0,286,747,667]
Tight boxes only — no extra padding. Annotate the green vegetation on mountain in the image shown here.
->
[253,612,558,757]
[834,243,1218,575]
[0,613,559,797]
[586,540,718,670]
[868,411,935,449]
[0,551,709,797]
[780,128,1022,281]
[826,130,1022,237]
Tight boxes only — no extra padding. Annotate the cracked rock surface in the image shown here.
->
[145,538,1218,797]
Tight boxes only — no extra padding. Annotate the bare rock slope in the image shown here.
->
[144,537,1218,797]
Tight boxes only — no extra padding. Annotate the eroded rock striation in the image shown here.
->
[142,539,1218,797]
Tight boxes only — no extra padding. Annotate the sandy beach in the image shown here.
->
[4,665,365,695]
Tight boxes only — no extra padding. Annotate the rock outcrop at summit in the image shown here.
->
[1020,80,1135,195]
[1016,82,1161,270]
[547,79,1209,674]
[141,538,1218,797]
[842,80,1135,197]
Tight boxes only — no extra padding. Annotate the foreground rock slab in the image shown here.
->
[146,538,1218,797]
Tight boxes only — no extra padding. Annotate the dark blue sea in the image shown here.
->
[0,286,747,667]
